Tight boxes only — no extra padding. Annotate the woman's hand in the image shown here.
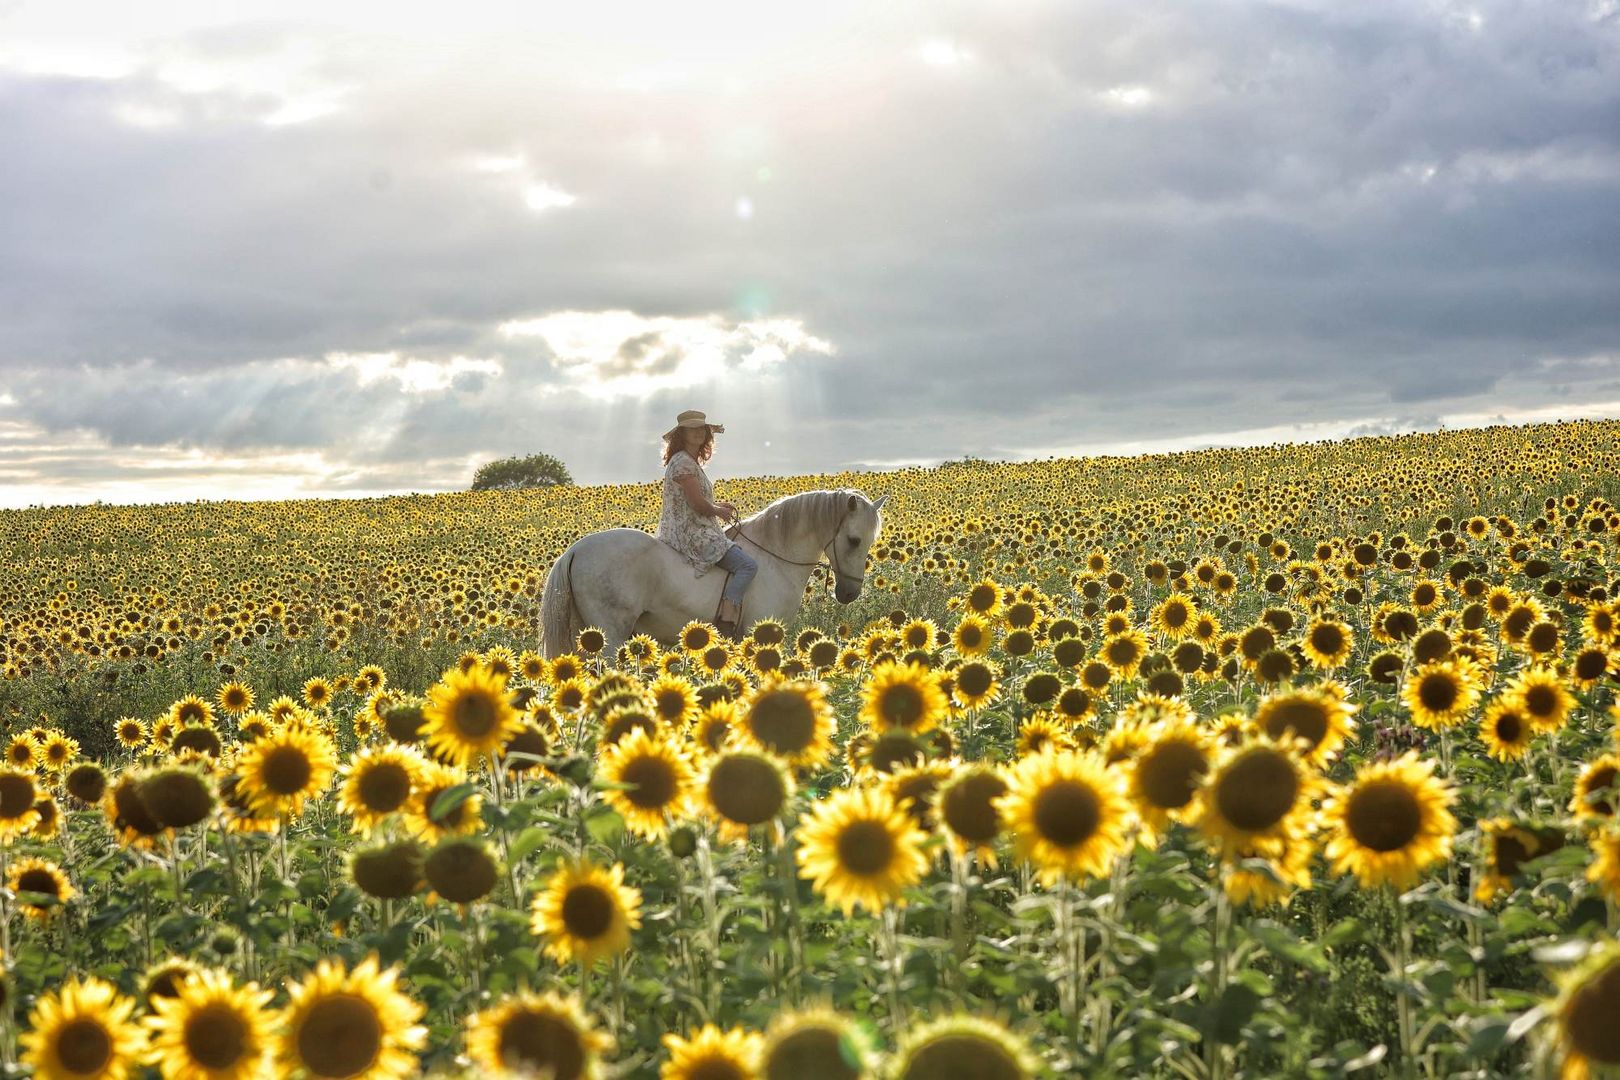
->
[713,501,738,523]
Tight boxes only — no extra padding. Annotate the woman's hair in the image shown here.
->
[662,428,715,467]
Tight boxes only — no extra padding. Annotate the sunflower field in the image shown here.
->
[4,418,1620,1078]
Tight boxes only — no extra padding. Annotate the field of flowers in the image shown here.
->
[2,417,1620,1078]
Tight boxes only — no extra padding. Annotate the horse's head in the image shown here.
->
[827,490,889,603]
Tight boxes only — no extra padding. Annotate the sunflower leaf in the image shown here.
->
[429,782,479,823]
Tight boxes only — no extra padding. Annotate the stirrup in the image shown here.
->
[714,616,740,642]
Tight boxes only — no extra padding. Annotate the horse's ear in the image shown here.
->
[873,494,890,512]
[847,494,858,512]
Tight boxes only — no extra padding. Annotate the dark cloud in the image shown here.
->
[1,0,1618,504]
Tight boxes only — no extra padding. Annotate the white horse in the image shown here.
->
[540,489,889,659]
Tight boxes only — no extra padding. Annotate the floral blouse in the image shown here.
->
[657,450,732,576]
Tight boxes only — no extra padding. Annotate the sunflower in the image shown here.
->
[1320,752,1456,890]
[738,678,836,770]
[171,694,216,728]
[1251,683,1357,767]
[699,750,794,843]
[1100,629,1148,680]
[793,786,929,916]
[1571,755,1620,821]
[464,990,612,1080]
[275,956,425,1080]
[597,728,694,840]
[950,660,1001,711]
[939,763,1007,864]
[421,663,522,768]
[1195,739,1320,858]
[337,744,425,834]
[7,856,75,920]
[649,674,700,728]
[0,766,42,840]
[115,718,148,751]
[20,974,145,1080]
[889,1015,1040,1080]
[531,858,643,968]
[6,733,39,770]
[1294,615,1351,669]
[1507,665,1577,735]
[405,761,484,841]
[1151,595,1196,640]
[964,578,1002,617]
[859,661,948,736]
[144,967,275,1080]
[1587,828,1620,906]
[1548,937,1620,1080]
[1222,837,1313,909]
[301,678,334,710]
[952,614,993,657]
[997,749,1133,887]
[661,1024,762,1080]
[1128,719,1212,846]
[1476,819,1564,903]
[759,1006,875,1080]
[216,681,255,717]
[41,732,79,772]
[1402,657,1482,731]
[1480,697,1536,762]
[691,701,739,757]
[679,621,718,655]
[548,654,585,686]
[233,724,336,820]
[882,760,956,831]
[1015,715,1073,758]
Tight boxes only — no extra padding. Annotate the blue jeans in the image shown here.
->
[715,543,758,607]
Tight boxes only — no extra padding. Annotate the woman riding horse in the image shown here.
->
[656,409,757,641]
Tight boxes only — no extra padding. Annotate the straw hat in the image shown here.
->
[662,409,724,441]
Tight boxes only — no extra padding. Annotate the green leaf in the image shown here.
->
[430,782,479,823]
[585,807,624,845]
[508,826,551,864]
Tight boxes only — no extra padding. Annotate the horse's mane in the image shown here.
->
[740,488,866,552]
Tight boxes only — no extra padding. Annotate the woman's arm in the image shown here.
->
[676,472,729,520]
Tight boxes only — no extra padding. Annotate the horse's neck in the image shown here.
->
[745,494,830,564]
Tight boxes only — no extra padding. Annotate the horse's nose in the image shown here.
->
[836,582,860,603]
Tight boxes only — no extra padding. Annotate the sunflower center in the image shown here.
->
[498,1011,585,1079]
[1583,766,1619,816]
[1566,961,1620,1066]
[956,665,993,698]
[16,867,59,899]
[1032,779,1100,848]
[1523,684,1557,718]
[358,763,413,814]
[1311,625,1345,654]
[837,819,896,876]
[766,1026,859,1080]
[1139,742,1208,810]
[453,692,499,738]
[1494,711,1525,744]
[57,1018,112,1074]
[185,1004,248,1069]
[1345,779,1423,853]
[297,994,382,1078]
[0,773,36,819]
[262,746,313,796]
[620,756,678,809]
[900,1034,1023,1080]
[1214,751,1299,832]
[879,684,924,728]
[1261,699,1329,751]
[1492,833,1532,878]
[750,691,816,754]
[1416,673,1458,713]
[688,1058,748,1080]
[943,774,1005,844]
[708,758,786,825]
[561,884,615,940]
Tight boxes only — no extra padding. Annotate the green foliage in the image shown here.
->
[470,450,573,491]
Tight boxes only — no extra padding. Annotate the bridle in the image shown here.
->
[725,504,862,592]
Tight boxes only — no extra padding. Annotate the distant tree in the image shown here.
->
[471,452,574,491]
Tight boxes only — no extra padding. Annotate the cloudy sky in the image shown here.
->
[2,0,1618,507]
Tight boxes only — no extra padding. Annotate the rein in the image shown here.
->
[725,505,859,587]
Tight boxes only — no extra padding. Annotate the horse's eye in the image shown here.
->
[846,536,859,547]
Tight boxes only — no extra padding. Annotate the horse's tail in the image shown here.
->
[540,545,577,659]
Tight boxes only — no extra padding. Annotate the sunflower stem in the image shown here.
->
[880,903,908,1031]
[696,832,722,1018]
[1392,887,1417,1079]
[774,819,803,1006]
[1204,872,1229,1080]
[949,848,970,998]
